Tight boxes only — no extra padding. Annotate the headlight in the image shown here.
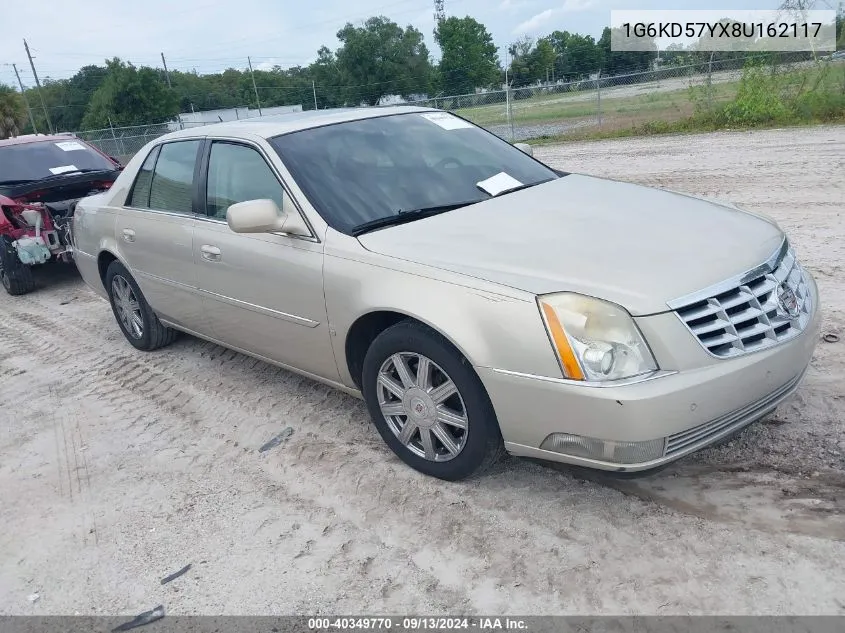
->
[537,293,658,382]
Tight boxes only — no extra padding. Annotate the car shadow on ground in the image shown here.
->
[29,262,83,293]
[534,457,845,542]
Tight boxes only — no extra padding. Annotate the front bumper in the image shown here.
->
[478,276,821,472]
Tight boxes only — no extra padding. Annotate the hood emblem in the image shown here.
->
[776,283,801,320]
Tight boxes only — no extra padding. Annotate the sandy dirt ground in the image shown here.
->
[1,126,844,617]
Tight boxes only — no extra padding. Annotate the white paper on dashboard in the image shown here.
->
[55,141,87,152]
[49,165,79,175]
[420,112,474,130]
[476,172,523,197]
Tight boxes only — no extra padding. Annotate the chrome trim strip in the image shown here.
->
[666,236,788,310]
[198,288,320,328]
[136,269,319,327]
[486,367,677,388]
[136,270,200,293]
[664,369,804,455]
[504,367,807,472]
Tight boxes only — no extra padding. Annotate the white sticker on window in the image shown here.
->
[49,165,79,175]
[55,141,87,152]
[476,172,524,197]
[420,112,474,130]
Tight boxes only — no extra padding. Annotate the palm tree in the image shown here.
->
[0,84,26,139]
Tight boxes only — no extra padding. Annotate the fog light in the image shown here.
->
[540,433,665,464]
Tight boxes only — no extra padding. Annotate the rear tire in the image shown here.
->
[0,236,36,296]
[105,260,177,351]
[362,320,505,481]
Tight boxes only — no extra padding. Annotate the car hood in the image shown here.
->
[357,174,784,315]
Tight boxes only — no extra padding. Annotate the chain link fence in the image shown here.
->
[74,121,209,163]
[73,54,832,160]
[408,55,821,141]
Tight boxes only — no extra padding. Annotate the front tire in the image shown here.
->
[362,320,505,481]
[0,236,36,296]
[105,261,177,351]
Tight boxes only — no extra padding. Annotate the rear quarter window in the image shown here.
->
[126,146,161,208]
[147,140,202,214]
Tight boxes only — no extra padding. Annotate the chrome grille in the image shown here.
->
[669,241,813,358]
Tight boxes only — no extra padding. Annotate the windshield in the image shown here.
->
[0,139,115,184]
[269,112,558,234]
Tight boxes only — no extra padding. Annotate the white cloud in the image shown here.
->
[498,0,531,12]
[512,0,595,35]
[513,9,555,33]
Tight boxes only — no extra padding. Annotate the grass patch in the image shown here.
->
[514,61,845,144]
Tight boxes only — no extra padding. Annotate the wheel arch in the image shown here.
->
[97,250,120,287]
[343,309,479,391]
[96,245,133,288]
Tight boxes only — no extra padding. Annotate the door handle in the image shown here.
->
[122,228,136,242]
[200,245,221,262]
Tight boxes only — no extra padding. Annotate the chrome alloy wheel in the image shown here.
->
[111,275,144,339]
[377,352,469,462]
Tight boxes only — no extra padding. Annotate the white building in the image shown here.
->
[168,105,303,131]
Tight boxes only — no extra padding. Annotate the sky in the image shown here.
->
[0,0,796,87]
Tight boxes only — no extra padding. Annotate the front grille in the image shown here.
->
[664,370,804,457]
[670,241,813,358]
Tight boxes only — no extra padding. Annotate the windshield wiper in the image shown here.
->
[351,201,482,237]
[49,168,116,177]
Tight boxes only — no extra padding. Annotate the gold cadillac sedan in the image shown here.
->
[71,107,820,480]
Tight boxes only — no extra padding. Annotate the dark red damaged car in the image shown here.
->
[0,134,121,295]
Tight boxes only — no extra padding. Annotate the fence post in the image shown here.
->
[107,116,125,158]
[506,84,514,141]
[597,71,602,129]
[707,51,715,114]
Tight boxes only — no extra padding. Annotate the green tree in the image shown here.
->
[434,16,500,94]
[561,33,602,78]
[0,84,26,139]
[598,26,655,75]
[334,16,432,105]
[508,36,536,87]
[81,58,179,128]
[309,46,344,108]
[528,37,558,82]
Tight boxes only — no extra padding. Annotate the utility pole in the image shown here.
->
[161,52,184,130]
[23,39,52,134]
[160,52,173,88]
[12,63,38,133]
[247,56,262,116]
[312,80,318,110]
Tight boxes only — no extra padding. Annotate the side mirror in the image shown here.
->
[514,142,534,157]
[226,198,310,236]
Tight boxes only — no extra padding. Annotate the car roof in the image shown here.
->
[163,105,438,141]
[0,133,85,147]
